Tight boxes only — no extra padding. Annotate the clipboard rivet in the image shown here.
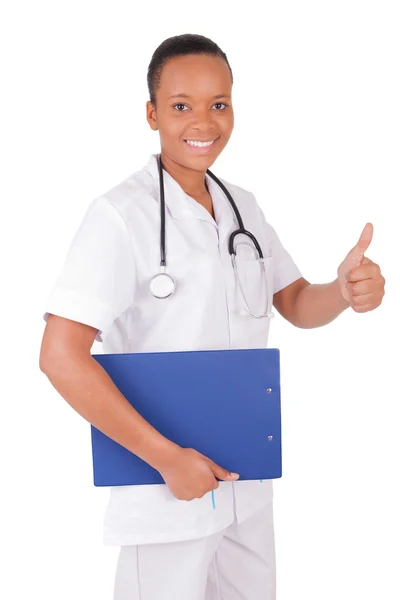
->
[268,435,273,441]
[266,388,272,393]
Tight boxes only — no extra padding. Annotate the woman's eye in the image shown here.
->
[212,102,228,110]
[173,102,228,112]
[173,104,189,111]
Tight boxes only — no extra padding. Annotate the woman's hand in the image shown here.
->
[158,447,240,501]
[336,222,385,312]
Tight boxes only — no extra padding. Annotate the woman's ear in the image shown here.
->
[146,101,158,131]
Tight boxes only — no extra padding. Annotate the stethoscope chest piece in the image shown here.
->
[149,271,175,299]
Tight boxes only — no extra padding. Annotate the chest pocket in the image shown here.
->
[233,241,274,318]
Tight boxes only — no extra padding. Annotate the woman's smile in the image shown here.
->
[183,135,221,153]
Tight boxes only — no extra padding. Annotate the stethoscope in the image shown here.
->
[149,154,274,319]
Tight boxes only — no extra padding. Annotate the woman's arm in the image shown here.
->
[273,277,350,329]
[39,314,180,472]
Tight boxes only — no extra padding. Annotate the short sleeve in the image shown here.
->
[42,196,135,343]
[258,206,302,294]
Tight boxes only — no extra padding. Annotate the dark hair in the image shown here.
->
[147,33,233,105]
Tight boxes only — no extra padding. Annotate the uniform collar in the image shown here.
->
[145,153,237,247]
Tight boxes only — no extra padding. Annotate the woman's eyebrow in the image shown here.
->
[168,93,231,100]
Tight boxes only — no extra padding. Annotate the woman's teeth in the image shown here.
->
[185,139,216,147]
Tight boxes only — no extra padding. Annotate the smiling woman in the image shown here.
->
[41,32,305,600]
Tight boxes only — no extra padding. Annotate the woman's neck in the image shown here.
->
[160,151,208,197]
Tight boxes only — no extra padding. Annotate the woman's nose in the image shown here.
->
[190,108,215,130]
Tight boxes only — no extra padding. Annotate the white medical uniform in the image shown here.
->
[43,153,302,599]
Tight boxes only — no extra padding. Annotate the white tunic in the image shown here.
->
[42,154,302,546]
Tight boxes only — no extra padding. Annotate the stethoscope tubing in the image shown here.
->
[157,154,265,261]
[154,154,273,318]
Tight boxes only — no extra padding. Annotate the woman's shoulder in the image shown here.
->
[211,173,260,218]
[99,164,156,213]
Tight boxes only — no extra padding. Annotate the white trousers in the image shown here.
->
[113,502,276,600]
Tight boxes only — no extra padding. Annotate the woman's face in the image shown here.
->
[146,54,234,172]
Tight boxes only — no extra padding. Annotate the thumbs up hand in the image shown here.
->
[337,223,385,312]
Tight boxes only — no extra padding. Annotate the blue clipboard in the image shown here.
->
[90,348,282,486]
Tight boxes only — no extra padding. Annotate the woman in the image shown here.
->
[40,33,305,599]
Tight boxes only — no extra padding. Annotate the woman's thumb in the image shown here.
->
[210,462,240,481]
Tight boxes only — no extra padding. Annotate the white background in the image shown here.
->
[1,1,399,598]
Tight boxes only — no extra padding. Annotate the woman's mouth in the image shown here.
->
[183,136,220,153]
